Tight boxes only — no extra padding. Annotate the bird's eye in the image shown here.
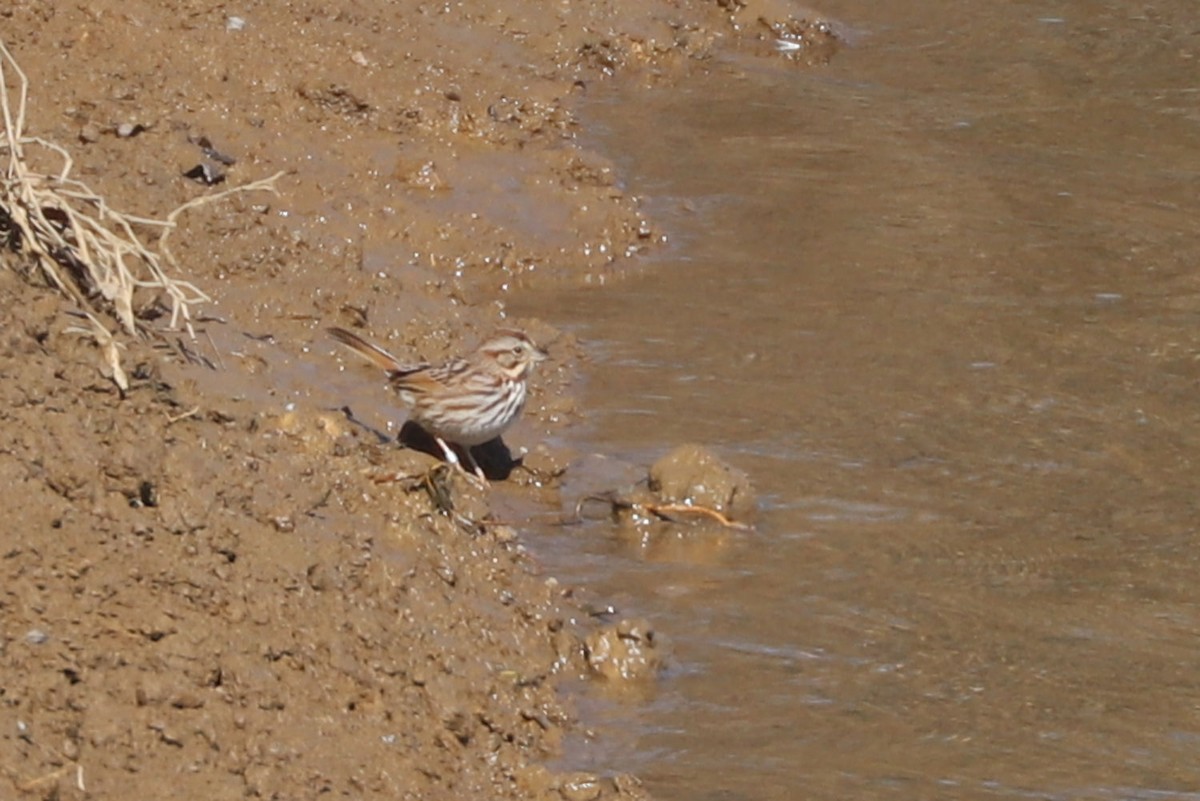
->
[511,344,524,356]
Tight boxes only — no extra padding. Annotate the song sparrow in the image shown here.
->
[328,325,548,482]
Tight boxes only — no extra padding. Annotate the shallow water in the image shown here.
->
[511,1,1200,798]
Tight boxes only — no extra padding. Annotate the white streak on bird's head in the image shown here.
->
[479,329,548,379]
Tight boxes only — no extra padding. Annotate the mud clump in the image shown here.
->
[572,444,756,563]
[648,443,757,523]
[584,618,664,685]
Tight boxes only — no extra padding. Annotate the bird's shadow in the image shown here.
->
[399,421,521,482]
[335,406,521,481]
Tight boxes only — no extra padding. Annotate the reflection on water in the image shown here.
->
[514,0,1200,798]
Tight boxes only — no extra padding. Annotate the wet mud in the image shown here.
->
[0,1,826,798]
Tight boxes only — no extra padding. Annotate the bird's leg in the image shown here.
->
[460,447,489,486]
[434,436,489,488]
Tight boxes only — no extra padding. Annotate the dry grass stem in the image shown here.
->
[0,37,284,372]
[64,310,129,390]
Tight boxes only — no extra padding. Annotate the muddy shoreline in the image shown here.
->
[0,2,821,798]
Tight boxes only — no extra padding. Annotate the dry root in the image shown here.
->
[0,38,283,378]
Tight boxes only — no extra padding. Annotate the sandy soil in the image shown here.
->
[0,1,828,798]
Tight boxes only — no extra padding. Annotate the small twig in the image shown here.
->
[64,311,128,391]
[157,170,286,332]
[6,723,86,793]
[15,764,74,792]
[573,491,627,522]
[174,336,216,369]
[166,405,201,424]
[202,328,225,370]
[370,470,421,485]
[304,487,333,517]
[644,502,752,530]
[572,491,751,530]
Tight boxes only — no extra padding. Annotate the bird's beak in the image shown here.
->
[534,346,549,363]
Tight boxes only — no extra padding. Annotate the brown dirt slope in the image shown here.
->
[0,267,581,799]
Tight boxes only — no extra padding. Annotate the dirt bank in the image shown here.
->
[0,1,830,798]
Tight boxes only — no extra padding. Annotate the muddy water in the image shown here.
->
[512,1,1200,799]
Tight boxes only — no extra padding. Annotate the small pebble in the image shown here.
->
[25,628,48,645]
[559,774,602,801]
[226,16,246,31]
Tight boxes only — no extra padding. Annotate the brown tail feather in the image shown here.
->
[327,327,405,373]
